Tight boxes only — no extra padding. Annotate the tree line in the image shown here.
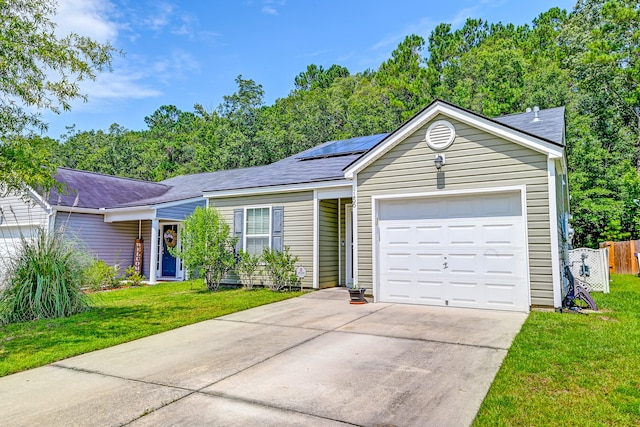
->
[3,0,639,248]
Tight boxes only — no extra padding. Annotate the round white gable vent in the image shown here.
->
[425,120,455,150]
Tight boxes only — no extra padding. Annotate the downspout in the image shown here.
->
[548,157,562,309]
[338,197,342,287]
[46,207,56,235]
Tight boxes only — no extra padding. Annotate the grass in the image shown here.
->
[0,280,301,377]
[474,274,640,427]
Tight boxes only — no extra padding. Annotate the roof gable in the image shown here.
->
[344,100,565,179]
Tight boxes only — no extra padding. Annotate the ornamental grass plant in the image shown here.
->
[0,227,89,324]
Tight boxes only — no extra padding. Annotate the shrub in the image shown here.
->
[0,228,90,324]
[262,246,299,291]
[83,259,120,291]
[236,250,261,290]
[124,265,145,287]
[169,206,237,291]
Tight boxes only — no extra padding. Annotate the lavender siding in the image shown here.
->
[54,213,152,278]
[156,200,205,221]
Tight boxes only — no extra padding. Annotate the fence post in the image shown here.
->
[599,241,615,274]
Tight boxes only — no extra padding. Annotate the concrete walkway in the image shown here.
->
[0,289,527,427]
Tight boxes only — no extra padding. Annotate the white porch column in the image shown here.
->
[312,190,319,289]
[149,219,159,284]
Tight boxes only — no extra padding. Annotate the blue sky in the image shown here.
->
[44,0,576,139]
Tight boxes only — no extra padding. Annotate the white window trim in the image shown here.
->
[244,205,272,255]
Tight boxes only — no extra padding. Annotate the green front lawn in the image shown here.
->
[0,281,301,377]
[474,274,640,426]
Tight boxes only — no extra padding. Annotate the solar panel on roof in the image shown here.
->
[297,133,389,160]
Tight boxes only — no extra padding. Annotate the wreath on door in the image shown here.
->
[163,229,177,248]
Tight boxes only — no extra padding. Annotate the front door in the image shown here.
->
[161,224,178,277]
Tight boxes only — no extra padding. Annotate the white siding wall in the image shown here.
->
[0,193,49,282]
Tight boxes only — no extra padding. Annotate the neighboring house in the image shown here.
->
[0,168,206,282]
[0,100,569,312]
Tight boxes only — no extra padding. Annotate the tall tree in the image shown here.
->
[293,64,349,91]
[376,34,431,120]
[0,0,117,199]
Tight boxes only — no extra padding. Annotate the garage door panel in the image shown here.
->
[449,280,481,308]
[447,252,479,275]
[485,282,522,308]
[377,192,529,312]
[483,252,521,276]
[416,280,446,304]
[482,222,521,245]
[448,224,477,245]
[382,225,412,246]
[415,225,443,246]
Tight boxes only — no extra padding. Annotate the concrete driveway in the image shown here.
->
[0,289,527,427]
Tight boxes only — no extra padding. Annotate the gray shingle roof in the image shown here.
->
[493,106,565,146]
[49,168,170,209]
[50,102,565,210]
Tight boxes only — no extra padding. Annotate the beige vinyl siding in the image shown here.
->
[356,115,554,307]
[319,200,338,288]
[210,191,314,288]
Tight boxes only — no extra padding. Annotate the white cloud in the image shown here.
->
[261,0,284,15]
[143,2,174,31]
[262,6,278,15]
[151,50,201,84]
[54,0,119,42]
[82,71,162,99]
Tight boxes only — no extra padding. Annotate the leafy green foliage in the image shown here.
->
[0,228,89,324]
[83,259,120,291]
[123,266,145,287]
[236,250,262,290]
[0,0,117,199]
[261,246,299,291]
[0,135,59,202]
[168,206,237,291]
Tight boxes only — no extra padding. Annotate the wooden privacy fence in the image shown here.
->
[599,240,640,275]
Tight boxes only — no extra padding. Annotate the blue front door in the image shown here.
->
[162,225,177,277]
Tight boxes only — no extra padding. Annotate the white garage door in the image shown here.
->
[377,192,529,312]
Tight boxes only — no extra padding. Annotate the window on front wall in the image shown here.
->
[245,207,271,255]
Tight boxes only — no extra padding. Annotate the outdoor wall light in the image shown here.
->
[434,154,445,170]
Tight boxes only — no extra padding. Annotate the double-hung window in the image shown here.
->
[245,207,271,255]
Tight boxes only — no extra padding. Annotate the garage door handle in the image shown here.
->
[443,262,448,269]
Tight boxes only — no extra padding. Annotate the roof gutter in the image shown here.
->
[203,179,352,199]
